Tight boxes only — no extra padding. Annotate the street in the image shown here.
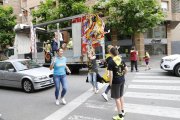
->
[0,56,180,120]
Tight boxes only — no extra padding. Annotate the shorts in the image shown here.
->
[145,61,149,65]
[111,80,125,99]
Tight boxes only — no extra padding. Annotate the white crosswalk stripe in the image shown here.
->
[128,84,180,90]
[135,75,177,79]
[123,71,180,119]
[124,103,180,119]
[124,92,180,101]
[132,80,180,83]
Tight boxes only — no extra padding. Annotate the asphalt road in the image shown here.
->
[1,59,180,120]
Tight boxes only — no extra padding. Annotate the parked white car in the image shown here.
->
[0,59,54,92]
[160,54,180,77]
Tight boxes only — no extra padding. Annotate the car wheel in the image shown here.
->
[22,79,34,93]
[175,64,180,77]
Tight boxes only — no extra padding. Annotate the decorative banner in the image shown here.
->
[30,22,37,61]
[81,14,105,54]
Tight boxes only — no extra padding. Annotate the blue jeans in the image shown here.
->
[88,72,98,90]
[53,74,67,99]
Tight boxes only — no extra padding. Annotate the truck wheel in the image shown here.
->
[175,64,180,77]
[69,67,80,74]
[22,79,34,93]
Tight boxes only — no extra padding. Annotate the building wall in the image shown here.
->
[21,0,45,24]
[172,23,180,41]
[1,0,21,23]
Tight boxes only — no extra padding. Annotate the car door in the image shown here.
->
[0,62,5,85]
[3,62,21,87]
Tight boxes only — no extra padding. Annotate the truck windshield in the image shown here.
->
[14,60,41,71]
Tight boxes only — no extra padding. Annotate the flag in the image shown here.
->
[30,22,36,54]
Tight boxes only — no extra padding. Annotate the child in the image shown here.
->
[143,51,151,71]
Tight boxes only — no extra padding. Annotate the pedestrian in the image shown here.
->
[87,48,99,94]
[130,46,139,72]
[101,45,113,101]
[108,47,128,120]
[143,51,151,71]
[50,48,71,105]
[51,32,60,56]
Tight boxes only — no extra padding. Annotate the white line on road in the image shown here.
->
[135,72,162,75]
[135,76,176,79]
[128,85,180,91]
[132,80,180,84]
[43,83,105,120]
[124,103,180,119]
[124,92,180,101]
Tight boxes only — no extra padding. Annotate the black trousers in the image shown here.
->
[131,60,138,71]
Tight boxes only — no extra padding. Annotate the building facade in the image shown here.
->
[107,0,180,61]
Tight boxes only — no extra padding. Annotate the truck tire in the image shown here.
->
[69,66,80,74]
[175,64,180,77]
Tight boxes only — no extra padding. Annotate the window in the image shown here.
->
[161,1,169,11]
[3,0,8,3]
[0,62,14,71]
[144,25,167,38]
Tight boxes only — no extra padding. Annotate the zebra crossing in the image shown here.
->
[123,71,180,119]
[48,70,180,120]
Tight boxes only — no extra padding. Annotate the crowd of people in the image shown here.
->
[47,31,151,120]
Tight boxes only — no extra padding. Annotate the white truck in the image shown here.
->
[7,14,106,73]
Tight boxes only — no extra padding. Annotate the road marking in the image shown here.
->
[135,76,177,79]
[128,85,180,91]
[135,72,162,75]
[132,80,180,84]
[124,92,180,101]
[43,83,105,120]
[68,115,103,120]
[123,103,180,119]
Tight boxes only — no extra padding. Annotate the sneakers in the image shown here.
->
[55,100,60,105]
[102,92,108,101]
[122,111,125,116]
[61,98,67,105]
[95,89,99,94]
[112,115,124,120]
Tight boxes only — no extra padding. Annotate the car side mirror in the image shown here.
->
[8,69,15,72]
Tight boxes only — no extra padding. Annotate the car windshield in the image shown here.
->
[14,60,41,71]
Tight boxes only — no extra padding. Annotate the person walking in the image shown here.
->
[130,47,139,72]
[101,45,113,101]
[108,47,128,120]
[50,48,71,105]
[143,51,151,70]
[87,48,99,94]
[51,32,60,56]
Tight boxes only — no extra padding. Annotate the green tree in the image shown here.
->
[0,6,16,50]
[32,0,89,27]
[93,0,165,44]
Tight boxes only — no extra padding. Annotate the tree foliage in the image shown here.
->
[93,0,165,36]
[32,0,89,28]
[0,6,16,49]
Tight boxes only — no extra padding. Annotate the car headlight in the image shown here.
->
[34,75,48,81]
[164,57,178,62]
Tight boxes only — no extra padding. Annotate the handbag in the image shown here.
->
[102,68,110,83]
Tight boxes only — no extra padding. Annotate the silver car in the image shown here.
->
[0,59,54,93]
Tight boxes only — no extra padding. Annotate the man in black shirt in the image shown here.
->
[108,47,128,120]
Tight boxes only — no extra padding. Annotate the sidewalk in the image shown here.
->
[126,55,165,69]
